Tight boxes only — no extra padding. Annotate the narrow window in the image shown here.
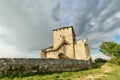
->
[85,44,88,46]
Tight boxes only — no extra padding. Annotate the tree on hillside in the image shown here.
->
[99,41,120,58]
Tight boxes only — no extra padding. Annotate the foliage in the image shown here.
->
[99,41,120,58]
[110,57,120,65]
[94,58,108,63]
[93,58,108,68]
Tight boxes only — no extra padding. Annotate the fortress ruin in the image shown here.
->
[41,26,91,60]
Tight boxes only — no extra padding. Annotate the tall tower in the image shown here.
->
[75,38,90,60]
[53,26,75,59]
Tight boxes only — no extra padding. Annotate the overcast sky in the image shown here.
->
[0,0,120,58]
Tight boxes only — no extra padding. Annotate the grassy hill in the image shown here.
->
[1,62,120,80]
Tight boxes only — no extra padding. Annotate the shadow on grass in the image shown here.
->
[0,68,94,79]
[92,62,107,69]
[1,72,56,79]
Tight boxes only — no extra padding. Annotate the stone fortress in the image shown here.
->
[41,26,91,60]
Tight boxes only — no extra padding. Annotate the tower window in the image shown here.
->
[85,44,88,46]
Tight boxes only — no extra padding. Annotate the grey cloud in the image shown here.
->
[52,3,61,21]
[0,0,120,58]
[0,0,59,51]
[71,0,120,50]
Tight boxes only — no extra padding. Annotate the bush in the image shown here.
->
[94,58,107,63]
[110,57,120,65]
[92,58,108,68]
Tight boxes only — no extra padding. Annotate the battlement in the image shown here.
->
[53,26,73,31]
[53,26,76,37]
[77,38,88,43]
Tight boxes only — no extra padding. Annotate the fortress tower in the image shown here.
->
[41,26,91,60]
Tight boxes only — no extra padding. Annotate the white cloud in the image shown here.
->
[114,11,120,18]
[0,39,39,58]
[0,39,18,58]
[0,27,10,35]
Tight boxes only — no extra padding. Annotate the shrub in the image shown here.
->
[94,58,107,63]
[110,57,120,65]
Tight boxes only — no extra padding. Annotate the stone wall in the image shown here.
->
[0,58,92,76]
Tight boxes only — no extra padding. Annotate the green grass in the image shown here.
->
[1,62,120,80]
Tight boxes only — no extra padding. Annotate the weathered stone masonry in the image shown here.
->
[0,58,92,76]
[41,26,91,60]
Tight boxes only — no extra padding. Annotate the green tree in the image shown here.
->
[99,41,120,58]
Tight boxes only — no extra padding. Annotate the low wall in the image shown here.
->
[0,58,92,76]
